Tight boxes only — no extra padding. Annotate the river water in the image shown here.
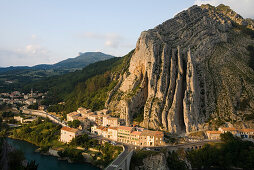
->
[6,138,99,170]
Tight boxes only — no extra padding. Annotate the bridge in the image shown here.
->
[149,140,220,153]
[105,145,133,170]
[104,140,219,170]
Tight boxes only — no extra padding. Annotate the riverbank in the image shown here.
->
[7,118,123,169]
[8,136,103,168]
[7,138,100,170]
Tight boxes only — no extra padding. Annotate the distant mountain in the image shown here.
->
[0,52,115,72]
[0,52,115,92]
[53,52,115,69]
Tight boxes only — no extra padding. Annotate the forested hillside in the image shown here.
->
[0,52,114,93]
[38,50,133,114]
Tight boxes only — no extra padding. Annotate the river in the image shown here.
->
[6,138,99,170]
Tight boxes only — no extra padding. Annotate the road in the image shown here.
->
[105,145,132,170]
[22,109,68,127]
[104,140,220,170]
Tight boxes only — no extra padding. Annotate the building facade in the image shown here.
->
[117,126,134,144]
[60,127,82,143]
[206,131,222,140]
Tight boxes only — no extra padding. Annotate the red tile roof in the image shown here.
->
[131,131,142,136]
[140,130,164,137]
[220,127,237,131]
[239,129,254,133]
[206,131,222,134]
[61,126,79,133]
[108,127,118,130]
[118,126,134,131]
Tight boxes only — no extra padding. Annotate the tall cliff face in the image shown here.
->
[107,4,254,133]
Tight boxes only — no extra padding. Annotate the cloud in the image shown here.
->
[194,0,254,18]
[80,32,124,49]
[0,44,53,67]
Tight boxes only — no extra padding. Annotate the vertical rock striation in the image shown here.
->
[107,4,254,133]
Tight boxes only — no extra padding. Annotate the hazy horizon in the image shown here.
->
[1,0,253,67]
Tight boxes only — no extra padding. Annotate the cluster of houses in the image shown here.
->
[0,90,45,110]
[60,107,165,146]
[13,115,37,124]
[91,125,164,147]
[206,127,254,140]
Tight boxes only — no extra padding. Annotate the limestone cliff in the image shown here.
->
[107,4,254,133]
[132,153,169,170]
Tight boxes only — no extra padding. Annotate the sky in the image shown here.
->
[0,0,254,67]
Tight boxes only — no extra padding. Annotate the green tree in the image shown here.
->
[67,120,81,128]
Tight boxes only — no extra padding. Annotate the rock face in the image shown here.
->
[107,4,254,133]
[134,153,169,170]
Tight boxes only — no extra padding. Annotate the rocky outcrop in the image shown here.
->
[107,4,254,133]
[134,153,169,170]
[183,49,201,133]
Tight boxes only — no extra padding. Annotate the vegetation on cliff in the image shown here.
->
[131,133,254,169]
[40,50,133,115]
[187,133,254,169]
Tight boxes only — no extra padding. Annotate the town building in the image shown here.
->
[95,109,110,115]
[103,116,119,127]
[60,127,82,143]
[206,131,222,140]
[102,127,108,138]
[14,116,24,123]
[108,127,118,141]
[117,126,134,144]
[95,114,104,126]
[67,112,81,122]
[87,114,97,123]
[24,98,36,105]
[77,107,92,116]
[130,131,142,145]
[218,127,238,135]
[139,130,164,146]
[238,129,254,139]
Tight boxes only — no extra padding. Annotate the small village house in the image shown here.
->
[60,127,82,143]
[238,129,254,139]
[218,127,238,135]
[108,127,118,141]
[66,112,81,122]
[117,126,134,144]
[206,131,222,140]
[130,131,142,145]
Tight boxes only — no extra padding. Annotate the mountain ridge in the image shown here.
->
[0,52,115,72]
[105,4,254,133]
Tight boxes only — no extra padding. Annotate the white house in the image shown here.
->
[60,127,82,143]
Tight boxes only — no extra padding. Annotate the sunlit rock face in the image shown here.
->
[107,4,254,133]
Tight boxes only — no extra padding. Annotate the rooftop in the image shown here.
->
[108,127,118,130]
[118,126,134,131]
[206,131,222,134]
[77,117,89,121]
[61,127,79,133]
[219,127,237,131]
[67,112,80,117]
[107,117,118,120]
[131,131,142,136]
[140,130,164,137]
[239,129,254,133]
